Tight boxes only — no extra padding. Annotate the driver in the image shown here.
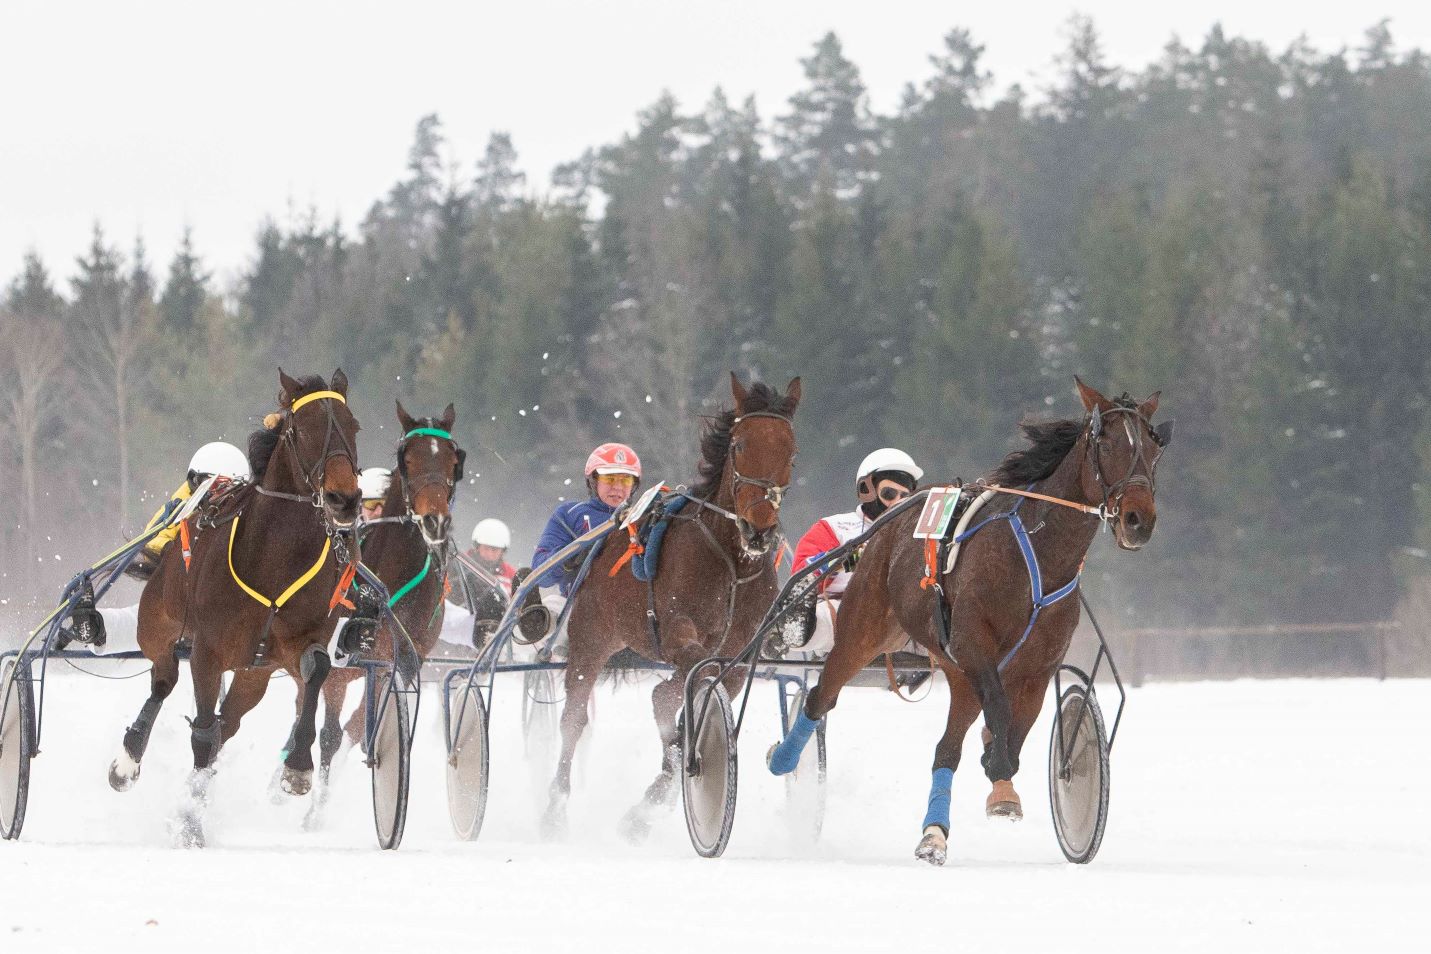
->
[779,447,923,655]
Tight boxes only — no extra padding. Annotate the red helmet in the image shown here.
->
[584,442,641,478]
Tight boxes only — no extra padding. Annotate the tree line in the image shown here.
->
[3,19,1429,672]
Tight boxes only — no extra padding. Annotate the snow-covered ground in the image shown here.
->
[1,666,1426,953]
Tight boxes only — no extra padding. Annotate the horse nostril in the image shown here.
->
[325,490,354,512]
[1126,512,1142,530]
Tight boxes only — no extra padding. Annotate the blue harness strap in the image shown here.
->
[952,491,1081,673]
[632,494,689,582]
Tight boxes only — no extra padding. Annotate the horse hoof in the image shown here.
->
[108,753,140,792]
[281,768,313,796]
[914,826,947,866]
[541,795,569,841]
[171,811,206,849]
[985,780,1022,821]
[619,806,653,845]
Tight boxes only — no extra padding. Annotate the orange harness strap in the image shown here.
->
[919,536,940,589]
[179,519,193,571]
[329,561,358,613]
[609,524,644,578]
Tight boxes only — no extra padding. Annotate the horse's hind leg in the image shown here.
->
[217,668,276,746]
[969,662,1018,817]
[541,649,603,839]
[109,642,181,791]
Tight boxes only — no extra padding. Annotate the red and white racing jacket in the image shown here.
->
[791,508,871,598]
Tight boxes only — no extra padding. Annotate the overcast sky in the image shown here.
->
[3,1,1429,292]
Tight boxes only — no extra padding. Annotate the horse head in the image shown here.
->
[724,371,801,558]
[1074,376,1172,551]
[395,401,463,549]
[277,368,361,531]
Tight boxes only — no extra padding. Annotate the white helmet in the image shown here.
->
[188,441,251,482]
[472,518,511,549]
[855,448,923,489]
[358,467,392,501]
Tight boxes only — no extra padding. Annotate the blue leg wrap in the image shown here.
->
[923,767,955,833]
[767,709,819,776]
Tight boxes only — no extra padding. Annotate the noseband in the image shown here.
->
[1086,404,1172,519]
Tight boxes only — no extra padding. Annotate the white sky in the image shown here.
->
[3,1,1429,292]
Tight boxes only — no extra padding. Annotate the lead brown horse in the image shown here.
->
[109,370,361,845]
[542,373,800,840]
[767,377,1171,864]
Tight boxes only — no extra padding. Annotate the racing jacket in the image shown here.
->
[791,508,871,598]
[531,496,618,595]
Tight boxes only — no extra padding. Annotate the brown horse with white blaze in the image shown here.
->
[542,373,800,840]
[108,370,361,845]
[766,377,1171,864]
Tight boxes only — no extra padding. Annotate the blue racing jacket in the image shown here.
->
[531,497,618,595]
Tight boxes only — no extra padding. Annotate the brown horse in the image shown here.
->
[109,370,361,844]
[305,402,463,817]
[767,377,1170,864]
[542,373,801,840]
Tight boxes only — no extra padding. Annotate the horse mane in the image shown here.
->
[246,374,328,481]
[690,381,799,499]
[988,393,1140,486]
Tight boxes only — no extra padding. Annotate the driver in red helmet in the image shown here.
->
[529,441,642,597]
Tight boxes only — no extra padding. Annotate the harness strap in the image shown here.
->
[290,389,346,412]
[329,561,358,612]
[227,515,331,609]
[403,426,452,440]
[388,553,432,607]
[179,518,193,571]
[609,524,644,577]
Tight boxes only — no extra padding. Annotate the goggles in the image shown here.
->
[362,498,385,509]
[860,476,913,504]
[595,473,637,488]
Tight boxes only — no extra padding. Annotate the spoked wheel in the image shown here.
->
[521,668,561,758]
[782,687,827,843]
[369,672,412,850]
[1,659,36,841]
[446,682,490,842]
[1048,684,1110,864]
[681,677,738,858]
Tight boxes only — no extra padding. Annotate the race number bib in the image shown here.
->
[913,487,960,540]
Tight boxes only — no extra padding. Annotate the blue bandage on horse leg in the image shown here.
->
[923,767,955,833]
[767,708,820,776]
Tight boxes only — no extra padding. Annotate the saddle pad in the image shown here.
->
[633,494,689,582]
[943,489,998,575]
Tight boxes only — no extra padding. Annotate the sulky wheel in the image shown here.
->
[782,686,827,843]
[681,676,738,858]
[0,659,35,841]
[369,671,412,850]
[446,682,490,842]
[1048,684,1110,864]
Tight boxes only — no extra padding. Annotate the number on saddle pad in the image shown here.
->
[913,487,960,540]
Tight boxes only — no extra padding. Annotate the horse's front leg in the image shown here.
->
[280,642,331,796]
[915,662,982,866]
[542,648,603,840]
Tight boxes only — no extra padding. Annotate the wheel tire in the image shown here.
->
[681,677,738,858]
[0,659,35,841]
[370,673,412,850]
[1048,684,1110,864]
[446,683,490,842]
[782,687,827,843]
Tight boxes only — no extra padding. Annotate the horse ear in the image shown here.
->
[1075,376,1111,413]
[1138,390,1161,419]
[395,400,417,434]
[440,403,456,430]
[729,371,749,408]
[279,368,300,405]
[785,377,802,414]
[330,368,349,397]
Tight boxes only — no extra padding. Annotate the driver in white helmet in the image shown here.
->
[438,518,520,653]
[63,441,251,650]
[779,448,923,655]
[358,467,393,523]
[467,518,517,591]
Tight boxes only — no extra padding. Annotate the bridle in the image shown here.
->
[726,410,795,514]
[256,389,358,533]
[1086,403,1174,520]
[367,424,465,554]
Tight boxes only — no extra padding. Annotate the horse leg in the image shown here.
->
[216,668,275,746]
[174,648,225,848]
[768,603,896,775]
[541,650,603,839]
[281,643,331,796]
[980,672,1049,822]
[967,661,1017,818]
[303,674,350,831]
[617,666,689,843]
[109,642,181,792]
[914,662,982,865]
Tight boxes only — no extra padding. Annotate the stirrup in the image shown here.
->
[65,579,107,648]
[337,583,382,658]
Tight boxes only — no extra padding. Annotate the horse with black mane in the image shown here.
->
[304,402,464,820]
[542,373,800,840]
[767,377,1172,864]
[108,370,362,846]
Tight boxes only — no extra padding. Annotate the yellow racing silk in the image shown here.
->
[142,481,193,556]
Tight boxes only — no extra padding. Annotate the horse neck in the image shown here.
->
[1025,436,1102,582]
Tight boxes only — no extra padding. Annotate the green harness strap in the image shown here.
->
[386,553,431,608]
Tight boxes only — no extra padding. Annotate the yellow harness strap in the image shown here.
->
[228,515,331,609]
[290,389,345,412]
